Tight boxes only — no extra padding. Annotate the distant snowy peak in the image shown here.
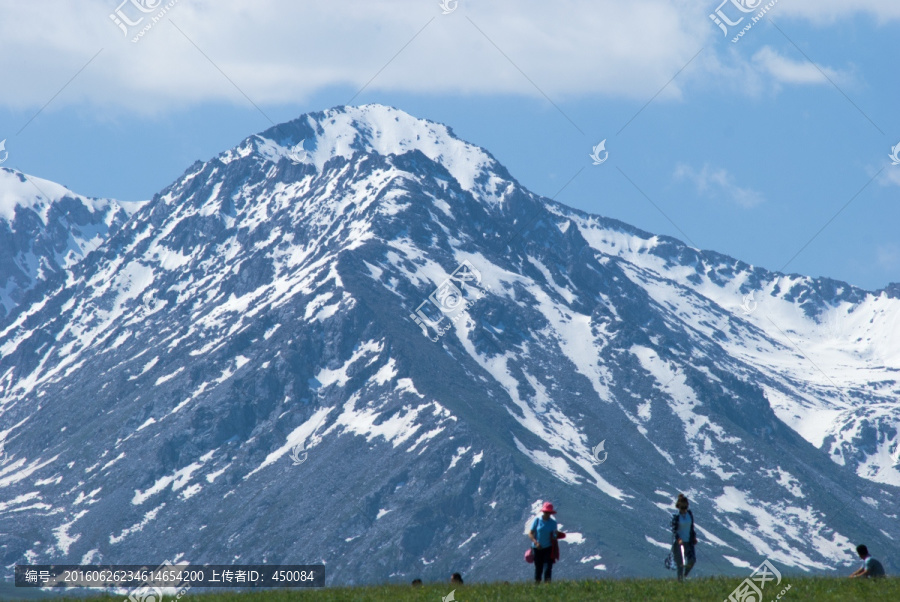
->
[551,202,886,305]
[222,104,514,206]
[0,168,74,222]
[0,167,143,224]
[0,168,146,319]
[547,201,900,485]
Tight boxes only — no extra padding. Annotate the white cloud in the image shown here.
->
[0,0,889,114]
[752,46,850,86]
[0,0,710,114]
[675,163,765,208]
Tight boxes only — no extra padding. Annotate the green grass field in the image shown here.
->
[14,576,896,602]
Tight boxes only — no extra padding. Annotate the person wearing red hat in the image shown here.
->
[528,502,561,583]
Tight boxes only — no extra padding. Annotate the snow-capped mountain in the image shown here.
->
[0,105,897,585]
[0,167,143,320]
[552,208,900,487]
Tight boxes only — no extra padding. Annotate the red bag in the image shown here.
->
[552,531,566,562]
[525,548,534,564]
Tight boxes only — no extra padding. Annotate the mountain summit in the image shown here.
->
[0,105,897,584]
[254,104,511,203]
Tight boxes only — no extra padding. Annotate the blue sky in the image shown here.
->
[1,0,898,290]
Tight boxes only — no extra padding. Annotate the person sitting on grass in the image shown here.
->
[849,544,885,578]
[450,572,464,584]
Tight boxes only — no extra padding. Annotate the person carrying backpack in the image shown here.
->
[671,493,698,582]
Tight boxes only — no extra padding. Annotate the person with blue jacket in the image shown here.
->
[671,493,698,581]
[528,502,560,583]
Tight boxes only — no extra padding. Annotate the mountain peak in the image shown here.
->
[0,167,147,319]
[222,104,513,205]
[0,167,145,224]
[0,167,88,223]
